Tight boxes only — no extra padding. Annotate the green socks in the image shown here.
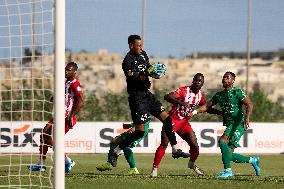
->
[219,141,251,169]
[219,141,232,169]
[232,153,250,163]
[123,147,136,169]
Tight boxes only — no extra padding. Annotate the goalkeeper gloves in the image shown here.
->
[147,62,167,79]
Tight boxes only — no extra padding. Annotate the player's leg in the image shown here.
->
[228,126,261,176]
[121,120,151,174]
[217,134,234,178]
[159,114,188,158]
[96,136,120,172]
[231,152,260,176]
[111,123,145,163]
[65,154,76,173]
[65,116,76,173]
[125,120,150,174]
[151,128,169,177]
[166,118,189,159]
[149,93,186,157]
[157,112,179,155]
[217,123,242,178]
[109,119,150,170]
[123,147,139,175]
[112,93,148,155]
[99,120,150,173]
[28,121,53,171]
[178,122,203,176]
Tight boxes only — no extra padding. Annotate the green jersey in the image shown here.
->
[212,87,246,126]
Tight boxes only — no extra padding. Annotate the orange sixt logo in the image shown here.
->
[13,124,31,135]
[216,129,225,135]
[116,129,129,135]
[0,124,42,147]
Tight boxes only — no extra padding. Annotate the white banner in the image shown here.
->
[0,121,283,154]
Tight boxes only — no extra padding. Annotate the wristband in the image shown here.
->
[192,110,198,115]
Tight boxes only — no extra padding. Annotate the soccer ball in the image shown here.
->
[148,62,167,79]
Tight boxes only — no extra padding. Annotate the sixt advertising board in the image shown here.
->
[0,122,283,153]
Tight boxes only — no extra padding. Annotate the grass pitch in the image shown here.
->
[0,154,283,189]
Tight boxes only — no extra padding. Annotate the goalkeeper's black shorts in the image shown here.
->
[128,91,165,125]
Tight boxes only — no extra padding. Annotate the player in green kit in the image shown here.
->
[189,71,260,178]
[96,120,151,175]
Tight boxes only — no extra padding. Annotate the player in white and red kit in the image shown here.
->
[28,62,84,173]
[151,73,222,177]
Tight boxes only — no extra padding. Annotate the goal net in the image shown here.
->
[0,0,64,188]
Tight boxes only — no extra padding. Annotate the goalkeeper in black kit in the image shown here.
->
[109,34,188,165]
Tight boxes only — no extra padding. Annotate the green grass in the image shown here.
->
[0,154,283,189]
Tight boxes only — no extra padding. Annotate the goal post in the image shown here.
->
[0,0,65,188]
[54,0,65,188]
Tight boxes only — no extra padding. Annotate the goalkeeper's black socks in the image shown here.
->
[162,116,177,146]
[119,130,145,149]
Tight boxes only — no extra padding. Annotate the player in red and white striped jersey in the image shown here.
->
[28,62,84,173]
[151,73,222,177]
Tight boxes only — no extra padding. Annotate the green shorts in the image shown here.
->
[117,120,150,148]
[223,120,246,149]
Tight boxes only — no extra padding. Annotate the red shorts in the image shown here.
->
[167,117,193,136]
[47,116,77,134]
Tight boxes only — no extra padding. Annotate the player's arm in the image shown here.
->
[242,96,253,130]
[122,55,148,81]
[206,107,223,116]
[195,93,222,116]
[164,91,188,106]
[137,51,154,81]
[68,86,84,128]
[70,92,84,117]
[189,100,215,116]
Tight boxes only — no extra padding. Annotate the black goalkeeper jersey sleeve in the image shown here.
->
[122,51,151,93]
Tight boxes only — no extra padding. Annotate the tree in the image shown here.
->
[249,90,284,122]
[77,95,104,121]
[100,91,131,121]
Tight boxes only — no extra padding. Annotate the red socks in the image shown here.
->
[153,145,167,168]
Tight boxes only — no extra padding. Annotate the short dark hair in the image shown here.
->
[67,62,78,70]
[225,71,235,79]
[193,73,204,79]
[128,34,141,44]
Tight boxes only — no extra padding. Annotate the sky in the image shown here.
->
[65,0,284,58]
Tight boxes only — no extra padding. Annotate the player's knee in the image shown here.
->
[160,138,169,147]
[43,123,52,134]
[190,142,199,150]
[218,140,228,148]
[135,130,145,139]
[110,140,118,150]
[162,116,173,132]
[160,142,168,148]
[135,124,145,131]
[219,135,229,143]
[162,116,171,125]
